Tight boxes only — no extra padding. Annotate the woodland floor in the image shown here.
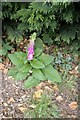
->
[0,44,79,119]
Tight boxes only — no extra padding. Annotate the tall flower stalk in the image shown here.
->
[27,40,34,60]
[27,32,36,61]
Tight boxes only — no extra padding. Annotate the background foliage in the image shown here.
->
[2,2,80,48]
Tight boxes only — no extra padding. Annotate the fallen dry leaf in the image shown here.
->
[56,96,63,102]
[3,103,8,107]
[45,86,52,91]
[40,82,46,87]
[37,89,43,93]
[69,102,78,110]
[48,80,52,84]
[71,115,77,118]
[36,84,42,91]
[18,107,27,113]
[11,49,15,53]
[69,66,79,75]
[18,104,23,107]
[29,104,36,109]
[3,68,8,74]
[36,82,45,91]
[8,97,15,104]
[75,65,78,71]
[52,85,59,91]
[2,116,7,118]
[8,76,13,79]
[22,95,26,99]
[0,63,5,70]
[15,91,19,95]
[33,89,43,99]
[69,70,78,75]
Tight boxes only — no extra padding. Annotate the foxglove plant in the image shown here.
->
[8,32,61,89]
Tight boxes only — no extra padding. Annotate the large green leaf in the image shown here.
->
[38,53,53,66]
[32,69,45,80]
[8,53,24,66]
[0,49,7,56]
[15,52,26,59]
[8,66,29,81]
[24,76,40,89]
[3,42,13,51]
[8,67,18,77]
[30,59,45,69]
[14,52,27,63]
[19,63,32,73]
[34,38,43,57]
[14,72,29,81]
[43,65,61,83]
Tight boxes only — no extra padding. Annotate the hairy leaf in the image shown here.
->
[14,72,29,81]
[43,65,61,83]
[34,38,43,57]
[8,53,24,66]
[30,59,45,69]
[32,69,45,80]
[8,67,29,80]
[8,67,18,77]
[19,63,32,73]
[14,52,27,62]
[38,53,53,66]
[24,76,40,89]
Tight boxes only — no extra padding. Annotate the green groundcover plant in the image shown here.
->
[25,94,60,118]
[8,33,61,89]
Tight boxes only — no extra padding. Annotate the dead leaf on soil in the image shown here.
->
[52,85,59,91]
[18,104,23,107]
[56,96,63,102]
[22,95,26,99]
[71,115,77,118]
[29,104,36,109]
[69,65,79,75]
[3,103,8,107]
[48,80,52,84]
[69,102,78,110]
[75,66,78,71]
[8,76,13,79]
[18,107,27,113]
[3,69,8,74]
[45,86,52,91]
[36,82,45,91]
[0,63,5,70]
[33,89,43,99]
[36,84,42,91]
[8,97,15,104]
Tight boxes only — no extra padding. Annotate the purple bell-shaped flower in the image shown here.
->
[27,40,34,60]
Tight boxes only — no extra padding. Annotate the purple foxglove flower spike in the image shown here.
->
[27,40,34,60]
